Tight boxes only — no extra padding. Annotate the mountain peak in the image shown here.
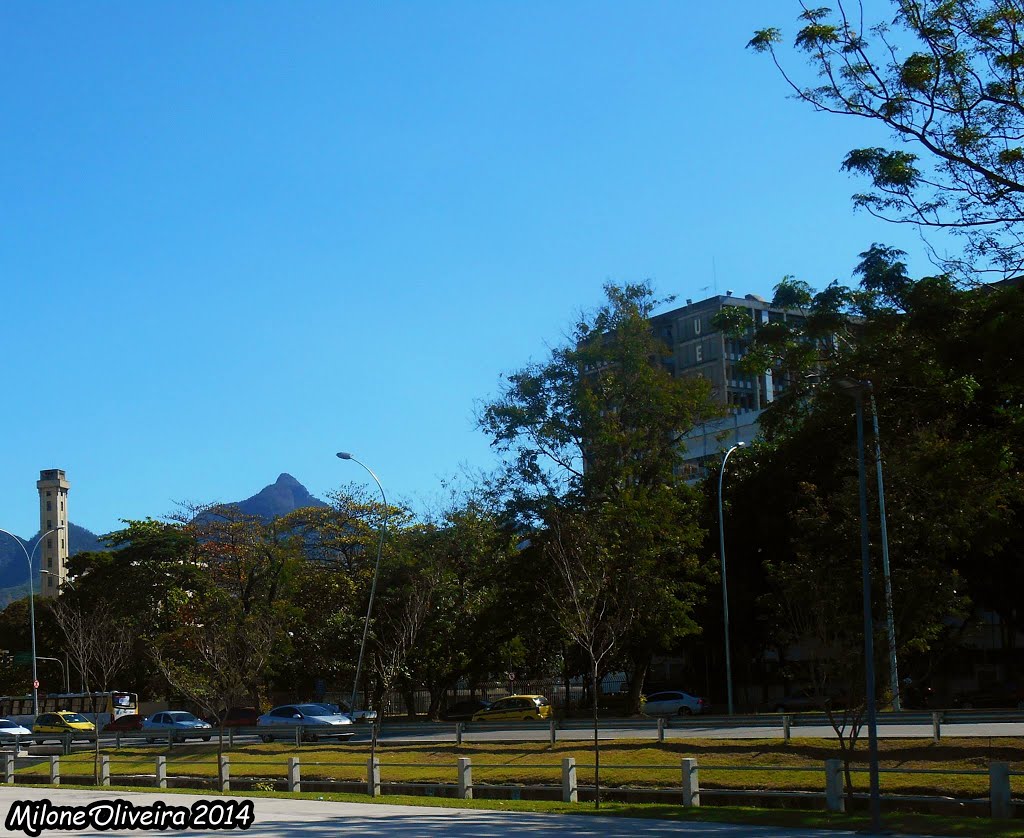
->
[236,475,329,520]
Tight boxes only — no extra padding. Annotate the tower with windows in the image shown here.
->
[36,469,70,597]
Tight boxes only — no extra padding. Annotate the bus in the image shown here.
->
[0,691,139,728]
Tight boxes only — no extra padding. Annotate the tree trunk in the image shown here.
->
[591,656,601,810]
[625,654,650,715]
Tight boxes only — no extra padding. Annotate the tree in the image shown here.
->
[720,255,1021,719]
[750,2,1024,277]
[480,282,720,711]
[542,507,637,809]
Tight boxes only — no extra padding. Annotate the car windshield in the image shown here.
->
[295,704,332,716]
[167,712,198,722]
[61,713,90,724]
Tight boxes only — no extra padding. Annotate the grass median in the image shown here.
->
[30,736,1024,800]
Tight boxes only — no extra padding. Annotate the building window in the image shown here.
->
[46,539,52,549]
[46,491,51,497]
[61,539,65,550]
[47,577,53,588]
[46,501,52,512]
[47,520,52,530]
[47,557,52,569]
[60,500,64,512]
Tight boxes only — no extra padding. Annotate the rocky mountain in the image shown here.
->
[232,473,329,519]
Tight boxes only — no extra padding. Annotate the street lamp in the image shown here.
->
[717,442,745,716]
[834,378,882,831]
[0,526,64,715]
[336,452,389,713]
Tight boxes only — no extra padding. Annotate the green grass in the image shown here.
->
[30,783,1024,837]
[36,737,1024,799]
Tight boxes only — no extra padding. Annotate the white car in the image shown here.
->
[644,690,706,716]
[256,704,354,742]
[0,719,32,740]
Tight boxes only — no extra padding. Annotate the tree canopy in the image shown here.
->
[750,1,1024,277]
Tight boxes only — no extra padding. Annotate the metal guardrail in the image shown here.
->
[1,750,1017,822]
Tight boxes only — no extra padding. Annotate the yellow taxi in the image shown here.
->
[471,695,552,722]
[33,711,96,743]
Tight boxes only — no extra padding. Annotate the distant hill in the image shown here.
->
[231,473,329,519]
[0,475,326,608]
[0,522,105,608]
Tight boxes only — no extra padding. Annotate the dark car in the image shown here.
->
[770,688,846,714]
[952,684,1024,711]
[441,699,491,721]
[102,713,145,733]
[208,707,261,728]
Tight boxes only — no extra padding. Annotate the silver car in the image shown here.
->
[142,711,213,743]
[644,690,706,716]
[256,703,354,742]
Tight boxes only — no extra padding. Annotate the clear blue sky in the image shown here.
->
[2,1,946,538]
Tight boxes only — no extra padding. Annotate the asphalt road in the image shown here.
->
[19,714,1024,755]
[0,787,911,837]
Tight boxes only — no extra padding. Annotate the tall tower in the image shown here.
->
[36,469,70,598]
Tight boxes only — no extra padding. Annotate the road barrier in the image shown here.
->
[1,751,1017,821]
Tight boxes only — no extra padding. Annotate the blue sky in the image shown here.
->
[2,1,946,538]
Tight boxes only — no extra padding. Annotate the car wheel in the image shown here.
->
[962,701,974,710]
[678,707,692,716]
[202,736,211,742]
[775,705,787,713]
[145,737,155,744]
[522,716,534,721]
[260,734,274,743]
[305,733,319,743]
[1017,700,1024,712]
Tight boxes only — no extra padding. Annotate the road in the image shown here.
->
[21,713,1024,755]
[0,787,909,837]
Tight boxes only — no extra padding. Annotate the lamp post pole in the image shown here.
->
[836,381,882,832]
[0,526,64,716]
[336,453,389,713]
[717,442,745,716]
[868,390,900,711]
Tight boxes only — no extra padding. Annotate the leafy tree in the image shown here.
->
[481,282,721,711]
[722,253,1022,717]
[750,2,1024,277]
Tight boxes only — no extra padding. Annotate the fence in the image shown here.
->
[0,751,1018,820]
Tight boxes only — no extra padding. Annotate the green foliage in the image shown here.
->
[751,1,1024,277]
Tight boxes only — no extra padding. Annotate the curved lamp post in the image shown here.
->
[0,526,64,715]
[834,378,881,832]
[336,452,389,713]
[717,442,745,716]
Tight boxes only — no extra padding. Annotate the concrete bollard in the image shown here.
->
[932,711,941,744]
[228,728,235,749]
[115,731,121,750]
[3,753,13,784]
[458,757,473,800]
[825,759,845,813]
[455,722,463,746]
[295,726,302,748]
[782,714,792,743]
[218,754,230,792]
[367,757,380,798]
[50,755,60,786]
[561,757,577,803]
[990,761,1011,820]
[682,758,699,807]
[657,716,665,743]
[156,755,167,789]
[288,757,301,793]
[549,720,557,745]
[100,754,110,787]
